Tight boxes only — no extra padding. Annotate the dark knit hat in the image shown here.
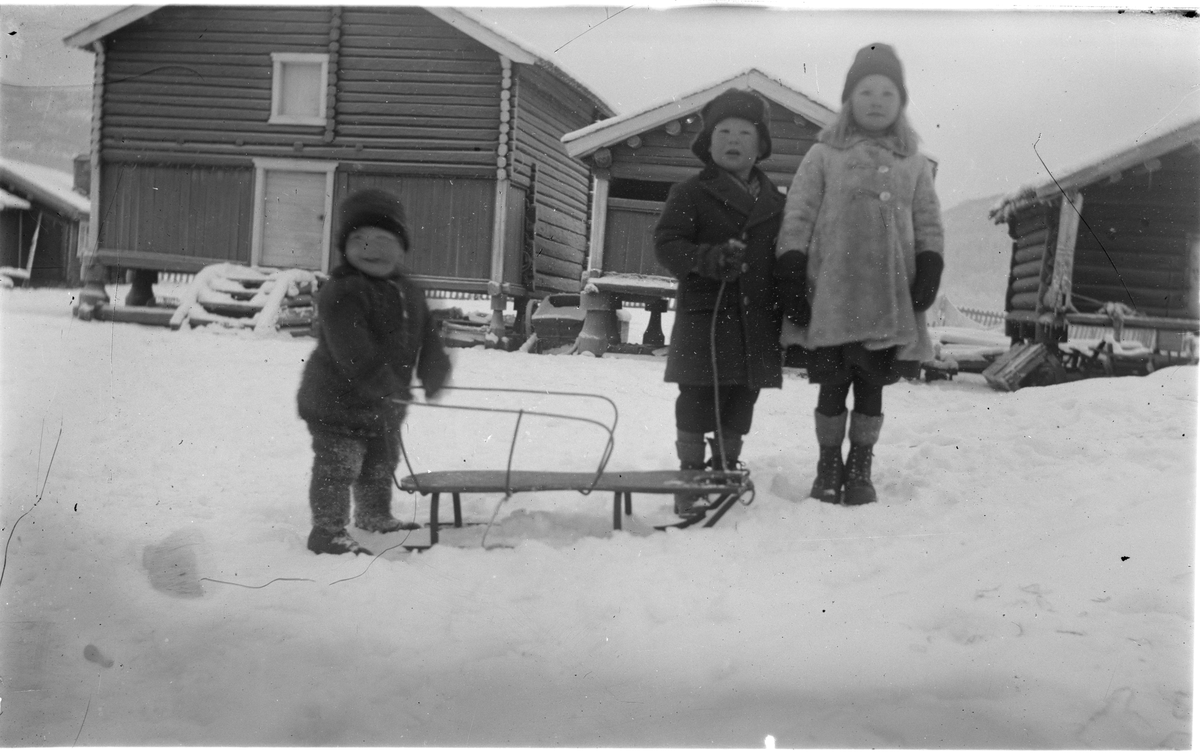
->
[841,43,907,106]
[690,89,773,163]
[335,188,410,255]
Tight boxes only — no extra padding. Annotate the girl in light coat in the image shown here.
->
[774,43,944,505]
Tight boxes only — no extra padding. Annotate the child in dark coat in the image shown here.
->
[654,89,785,518]
[297,189,452,555]
[774,43,944,506]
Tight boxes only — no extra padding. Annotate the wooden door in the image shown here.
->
[252,159,335,271]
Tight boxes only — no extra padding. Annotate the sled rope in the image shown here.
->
[0,419,62,591]
[711,278,729,472]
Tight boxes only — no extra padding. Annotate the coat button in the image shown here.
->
[741,262,750,273]
[878,165,890,173]
[742,296,750,306]
[879,191,892,201]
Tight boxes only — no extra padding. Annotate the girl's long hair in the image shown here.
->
[820,104,921,156]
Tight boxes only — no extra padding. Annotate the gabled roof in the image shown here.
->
[562,68,837,159]
[65,6,614,118]
[990,115,1200,223]
[0,188,32,212]
[0,158,90,220]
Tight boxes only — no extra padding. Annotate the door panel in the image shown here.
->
[261,169,326,270]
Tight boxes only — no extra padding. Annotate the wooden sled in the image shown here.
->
[399,469,752,546]
[393,387,753,548]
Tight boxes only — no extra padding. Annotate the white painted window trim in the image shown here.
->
[269,52,328,126]
[250,158,338,273]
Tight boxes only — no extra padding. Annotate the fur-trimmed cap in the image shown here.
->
[841,42,907,106]
[335,188,410,255]
[690,89,773,163]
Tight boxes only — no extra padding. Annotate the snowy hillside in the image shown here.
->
[0,287,1193,747]
[939,195,1013,313]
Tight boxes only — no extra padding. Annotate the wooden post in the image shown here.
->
[1045,191,1084,314]
[586,171,610,276]
[643,298,668,346]
[76,41,109,316]
[487,56,514,338]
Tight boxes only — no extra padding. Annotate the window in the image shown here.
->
[270,53,328,125]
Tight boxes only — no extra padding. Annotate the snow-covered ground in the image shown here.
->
[0,286,1193,747]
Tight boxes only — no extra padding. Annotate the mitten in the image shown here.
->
[422,364,449,401]
[693,240,746,282]
[773,250,811,327]
[910,251,944,313]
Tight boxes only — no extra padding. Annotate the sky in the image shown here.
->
[1,3,1198,209]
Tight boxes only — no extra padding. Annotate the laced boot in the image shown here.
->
[810,410,847,504]
[843,412,883,506]
[674,430,709,518]
[707,431,744,473]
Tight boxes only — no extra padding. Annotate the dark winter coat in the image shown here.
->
[654,164,785,389]
[297,265,451,437]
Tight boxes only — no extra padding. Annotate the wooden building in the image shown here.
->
[0,157,91,286]
[559,69,837,352]
[65,5,613,331]
[989,117,1200,348]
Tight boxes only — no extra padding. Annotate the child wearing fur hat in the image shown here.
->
[774,43,944,506]
[654,89,786,519]
[297,188,452,555]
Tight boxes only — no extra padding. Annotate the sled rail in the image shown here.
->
[398,469,751,545]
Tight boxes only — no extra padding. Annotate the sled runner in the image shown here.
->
[399,468,752,545]
[392,386,754,548]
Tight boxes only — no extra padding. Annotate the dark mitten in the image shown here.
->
[422,365,449,400]
[910,251,944,312]
[773,250,810,327]
[693,240,746,282]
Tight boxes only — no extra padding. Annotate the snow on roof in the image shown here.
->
[0,158,90,220]
[64,6,615,119]
[989,115,1200,224]
[0,187,32,212]
[561,68,837,159]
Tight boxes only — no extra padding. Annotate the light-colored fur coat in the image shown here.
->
[776,131,944,362]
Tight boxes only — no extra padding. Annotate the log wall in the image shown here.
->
[509,65,598,293]
[1003,142,1200,321]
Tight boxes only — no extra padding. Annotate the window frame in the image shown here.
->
[269,52,329,126]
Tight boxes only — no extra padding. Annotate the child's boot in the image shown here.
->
[844,412,884,506]
[308,474,372,555]
[307,527,373,556]
[354,477,419,532]
[707,431,744,472]
[810,410,847,504]
[674,430,709,518]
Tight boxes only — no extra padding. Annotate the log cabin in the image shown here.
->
[64,5,613,333]
[983,117,1200,387]
[559,69,837,353]
[986,117,1200,381]
[0,157,91,286]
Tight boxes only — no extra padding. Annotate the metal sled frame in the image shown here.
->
[392,386,753,547]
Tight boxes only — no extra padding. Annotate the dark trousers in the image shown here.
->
[675,384,760,435]
[308,429,399,532]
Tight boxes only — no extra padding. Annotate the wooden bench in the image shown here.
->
[398,469,750,545]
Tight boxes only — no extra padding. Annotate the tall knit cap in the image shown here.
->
[841,42,907,106]
[335,188,410,257]
[690,88,773,163]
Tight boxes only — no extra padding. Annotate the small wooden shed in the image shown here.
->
[0,157,91,286]
[64,5,613,332]
[985,117,1200,385]
[559,69,836,352]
